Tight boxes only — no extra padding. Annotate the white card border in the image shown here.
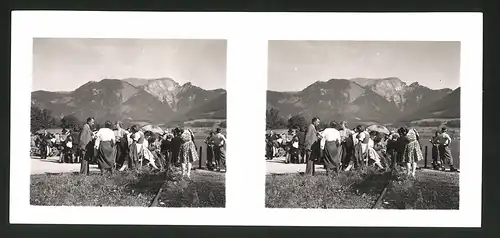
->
[11,11,482,227]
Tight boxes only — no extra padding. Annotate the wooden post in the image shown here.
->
[424,146,428,169]
[199,146,203,169]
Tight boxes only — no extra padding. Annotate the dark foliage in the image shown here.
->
[266,108,287,130]
[30,105,58,133]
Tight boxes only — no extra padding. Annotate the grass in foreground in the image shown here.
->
[265,167,390,209]
[157,170,226,207]
[382,169,459,210]
[30,168,165,207]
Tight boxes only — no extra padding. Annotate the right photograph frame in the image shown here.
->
[265,40,461,209]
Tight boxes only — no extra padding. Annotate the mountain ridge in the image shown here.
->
[31,78,227,125]
[267,77,458,124]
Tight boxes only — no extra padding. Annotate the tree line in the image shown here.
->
[31,105,227,134]
[266,108,311,131]
[185,120,227,128]
[266,108,461,131]
[31,105,82,133]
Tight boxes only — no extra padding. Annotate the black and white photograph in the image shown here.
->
[265,40,461,209]
[30,38,227,207]
[11,12,481,227]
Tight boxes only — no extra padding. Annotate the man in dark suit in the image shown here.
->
[305,117,321,175]
[79,117,95,175]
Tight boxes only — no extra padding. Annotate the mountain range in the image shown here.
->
[267,77,459,124]
[32,76,459,126]
[31,78,226,125]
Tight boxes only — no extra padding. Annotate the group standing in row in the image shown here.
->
[266,118,457,177]
[75,117,227,178]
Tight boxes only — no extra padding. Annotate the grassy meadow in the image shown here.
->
[265,167,459,209]
[265,167,386,208]
[30,167,226,207]
[381,169,459,209]
[30,168,163,206]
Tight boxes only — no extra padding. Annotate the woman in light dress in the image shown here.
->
[180,129,199,178]
[142,132,160,170]
[366,131,385,170]
[94,121,117,175]
[403,128,424,177]
[120,125,159,171]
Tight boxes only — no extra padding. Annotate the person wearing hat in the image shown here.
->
[438,127,457,172]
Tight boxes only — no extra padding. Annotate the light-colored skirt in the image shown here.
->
[180,141,199,163]
[404,140,423,163]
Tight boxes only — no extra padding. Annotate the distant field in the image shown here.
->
[411,118,460,123]
[184,118,226,124]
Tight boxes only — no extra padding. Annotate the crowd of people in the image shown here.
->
[266,118,458,177]
[32,128,76,162]
[33,117,227,179]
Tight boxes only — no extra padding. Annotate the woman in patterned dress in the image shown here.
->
[180,129,199,178]
[403,128,424,177]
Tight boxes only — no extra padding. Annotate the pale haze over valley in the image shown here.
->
[267,41,461,91]
[33,38,227,92]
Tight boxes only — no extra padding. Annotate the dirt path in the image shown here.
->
[157,169,225,207]
[381,169,459,209]
[31,156,100,175]
[266,157,326,175]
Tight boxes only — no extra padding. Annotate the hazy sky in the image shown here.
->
[268,41,461,91]
[33,38,227,91]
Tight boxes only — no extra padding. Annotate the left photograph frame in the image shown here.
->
[11,11,242,225]
[29,38,228,208]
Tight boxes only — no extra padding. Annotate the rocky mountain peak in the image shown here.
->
[139,78,182,109]
[409,82,420,88]
[31,77,227,124]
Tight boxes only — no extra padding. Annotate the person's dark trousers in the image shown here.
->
[305,149,315,176]
[290,149,299,163]
[340,142,353,170]
[214,146,226,171]
[207,146,214,170]
[390,151,397,170]
[79,142,94,175]
[285,148,290,163]
[299,147,306,163]
[39,144,47,159]
[438,145,455,170]
[79,149,89,175]
[162,151,172,172]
